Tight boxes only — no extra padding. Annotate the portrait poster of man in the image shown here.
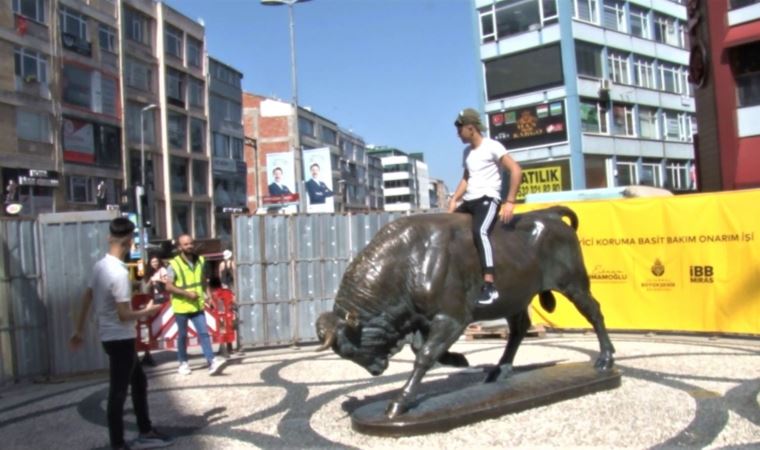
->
[302,147,335,213]
[264,152,298,208]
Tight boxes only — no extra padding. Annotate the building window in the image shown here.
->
[195,204,209,238]
[125,57,153,92]
[638,107,658,139]
[124,8,150,46]
[172,202,190,237]
[67,176,94,203]
[731,41,760,107]
[212,132,229,158]
[321,126,337,145]
[479,0,558,43]
[13,0,45,22]
[14,47,47,84]
[126,103,155,144]
[164,25,182,59]
[99,24,116,53]
[666,161,690,190]
[479,10,495,43]
[59,6,88,41]
[607,51,629,85]
[231,138,243,160]
[168,112,186,150]
[659,63,680,94]
[629,6,649,39]
[170,157,188,193]
[188,77,204,107]
[16,109,51,142]
[654,15,684,48]
[187,37,202,68]
[633,57,657,89]
[661,110,692,141]
[574,0,599,23]
[611,104,635,136]
[192,160,207,196]
[190,118,205,153]
[730,0,760,8]
[601,0,625,32]
[616,158,637,185]
[166,68,185,105]
[580,100,607,133]
[576,41,602,78]
[299,117,315,137]
[640,160,663,187]
[62,64,91,108]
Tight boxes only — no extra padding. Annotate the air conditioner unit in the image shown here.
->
[600,79,612,91]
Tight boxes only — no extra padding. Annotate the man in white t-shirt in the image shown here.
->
[70,217,173,450]
[448,108,522,305]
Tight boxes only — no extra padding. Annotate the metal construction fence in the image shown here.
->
[232,211,405,347]
[0,210,405,385]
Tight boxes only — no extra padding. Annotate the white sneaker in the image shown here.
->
[208,357,226,376]
[177,361,191,375]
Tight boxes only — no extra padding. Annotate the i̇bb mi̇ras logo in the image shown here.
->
[689,265,714,283]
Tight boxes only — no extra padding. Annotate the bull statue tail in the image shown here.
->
[547,205,579,230]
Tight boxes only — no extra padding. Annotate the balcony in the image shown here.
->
[61,32,92,57]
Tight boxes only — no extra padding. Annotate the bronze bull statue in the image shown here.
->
[316,206,615,418]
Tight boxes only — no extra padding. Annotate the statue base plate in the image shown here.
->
[350,362,621,437]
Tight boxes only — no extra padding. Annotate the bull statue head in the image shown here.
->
[315,310,400,376]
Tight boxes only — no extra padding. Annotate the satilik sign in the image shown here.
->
[515,160,571,200]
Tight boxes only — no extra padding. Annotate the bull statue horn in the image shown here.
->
[315,312,340,352]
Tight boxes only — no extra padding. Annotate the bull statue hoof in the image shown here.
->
[385,400,408,419]
[594,353,615,371]
[484,363,514,383]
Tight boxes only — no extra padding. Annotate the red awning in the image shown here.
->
[724,23,760,48]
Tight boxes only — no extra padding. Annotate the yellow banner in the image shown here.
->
[525,189,760,335]
[517,166,564,200]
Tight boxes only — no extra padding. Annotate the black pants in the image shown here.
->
[102,338,152,448]
[456,196,500,276]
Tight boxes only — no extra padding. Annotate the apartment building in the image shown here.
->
[688,0,760,190]
[475,0,696,199]
[367,146,431,212]
[243,92,383,213]
[208,57,245,239]
[2,0,245,242]
[428,178,449,210]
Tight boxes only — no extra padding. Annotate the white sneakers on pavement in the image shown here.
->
[177,361,191,375]
[208,356,227,376]
[178,357,227,376]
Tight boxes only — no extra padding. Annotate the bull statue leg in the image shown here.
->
[386,314,465,418]
[562,286,615,370]
[484,310,532,383]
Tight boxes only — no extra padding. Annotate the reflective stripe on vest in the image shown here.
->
[169,255,206,314]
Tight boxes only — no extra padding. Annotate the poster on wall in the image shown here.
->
[302,147,335,213]
[62,118,95,164]
[489,101,568,150]
[262,151,299,207]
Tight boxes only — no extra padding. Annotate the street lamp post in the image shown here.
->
[139,103,157,269]
[261,0,312,212]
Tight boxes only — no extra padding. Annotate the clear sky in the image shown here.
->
[167,0,482,191]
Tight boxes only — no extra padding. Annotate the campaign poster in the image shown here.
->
[302,147,334,213]
[263,152,299,207]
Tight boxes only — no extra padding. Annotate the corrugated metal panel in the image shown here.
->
[0,219,45,385]
[38,211,116,377]
[231,211,405,348]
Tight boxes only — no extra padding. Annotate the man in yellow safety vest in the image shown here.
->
[165,234,226,376]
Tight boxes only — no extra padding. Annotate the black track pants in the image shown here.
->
[456,196,500,276]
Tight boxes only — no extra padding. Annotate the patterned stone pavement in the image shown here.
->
[0,333,758,449]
